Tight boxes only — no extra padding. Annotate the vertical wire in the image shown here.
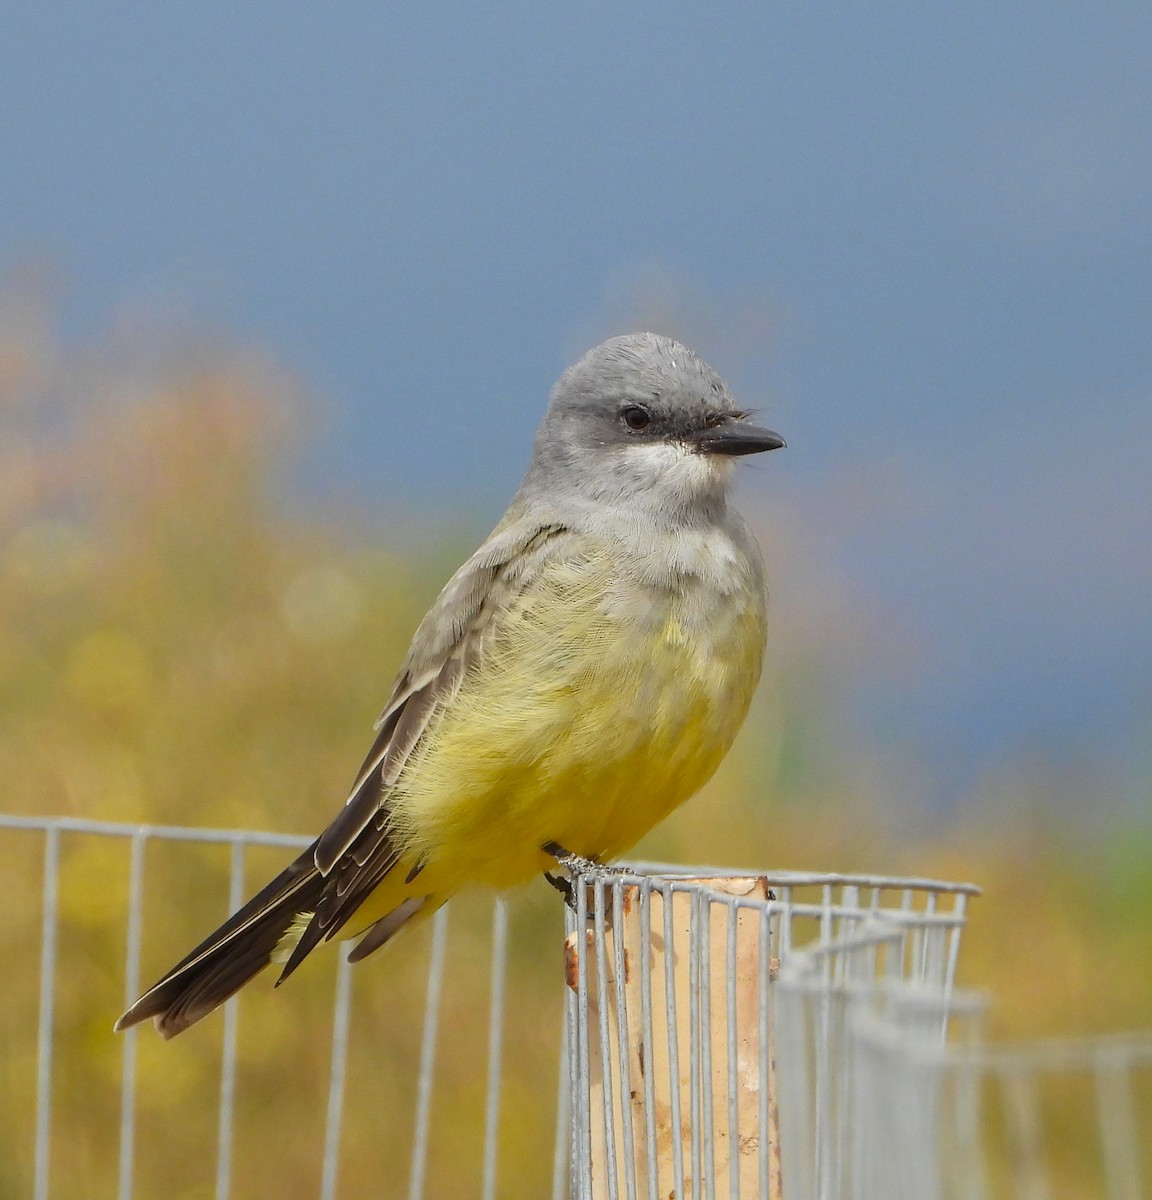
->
[757,907,771,1200]
[1095,1055,1142,1200]
[779,886,793,960]
[662,883,686,1200]
[593,878,620,1200]
[953,1057,988,1200]
[565,897,582,1200]
[921,892,938,987]
[609,880,638,1200]
[637,882,659,1200]
[407,905,450,1200]
[33,825,61,1200]
[481,898,510,1200]
[840,885,863,986]
[699,893,715,1200]
[899,889,914,982]
[840,885,858,951]
[814,884,833,1200]
[215,839,246,1200]
[942,893,969,1045]
[726,902,740,1200]
[551,1002,571,1200]
[945,895,967,996]
[688,891,702,1200]
[836,883,857,1195]
[117,831,147,1200]
[865,890,883,993]
[319,953,355,1200]
[999,1067,1051,1200]
[574,879,592,1200]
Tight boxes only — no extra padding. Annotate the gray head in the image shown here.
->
[521,333,784,519]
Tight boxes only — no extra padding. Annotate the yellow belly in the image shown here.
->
[379,547,766,893]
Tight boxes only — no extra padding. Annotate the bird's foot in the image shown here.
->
[543,870,573,904]
[542,842,600,875]
[542,842,627,911]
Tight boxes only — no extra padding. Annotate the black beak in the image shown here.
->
[690,421,787,457]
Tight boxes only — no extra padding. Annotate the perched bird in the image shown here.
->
[116,332,784,1038]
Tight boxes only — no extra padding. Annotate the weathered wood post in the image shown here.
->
[566,876,782,1199]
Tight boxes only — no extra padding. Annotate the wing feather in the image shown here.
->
[118,520,575,1031]
[312,519,567,878]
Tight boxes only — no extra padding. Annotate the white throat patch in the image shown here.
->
[617,440,734,502]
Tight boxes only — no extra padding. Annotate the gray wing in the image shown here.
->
[114,517,571,1032]
[313,516,567,875]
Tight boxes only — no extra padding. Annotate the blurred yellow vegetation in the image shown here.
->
[1,284,1149,1196]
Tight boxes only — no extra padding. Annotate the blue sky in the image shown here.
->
[2,2,1150,810]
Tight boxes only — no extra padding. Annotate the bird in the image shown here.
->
[115,332,785,1038]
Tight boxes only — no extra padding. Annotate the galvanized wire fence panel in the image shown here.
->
[774,923,984,1200]
[5,814,1150,1200]
[777,923,1152,1200]
[566,867,1152,1200]
[846,1001,1152,1199]
[0,814,557,1200]
[562,866,978,1200]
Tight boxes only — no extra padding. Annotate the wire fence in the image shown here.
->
[776,930,1152,1200]
[562,867,974,1200]
[3,813,1150,1199]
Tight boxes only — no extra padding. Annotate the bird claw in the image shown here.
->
[542,842,627,911]
[555,851,603,877]
[543,870,573,905]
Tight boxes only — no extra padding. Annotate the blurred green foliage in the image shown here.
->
[1,288,1149,1196]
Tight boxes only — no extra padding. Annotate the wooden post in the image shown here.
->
[567,877,782,1199]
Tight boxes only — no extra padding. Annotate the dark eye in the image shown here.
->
[621,405,652,431]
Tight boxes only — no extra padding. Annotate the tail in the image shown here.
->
[115,841,327,1039]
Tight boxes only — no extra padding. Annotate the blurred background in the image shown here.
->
[1,2,1150,1195]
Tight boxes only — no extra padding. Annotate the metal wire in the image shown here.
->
[33,824,59,1200]
[320,954,355,1200]
[481,897,509,1200]
[407,904,450,1200]
[215,839,245,1200]
[551,1005,572,1200]
[5,813,1152,1200]
[117,831,146,1200]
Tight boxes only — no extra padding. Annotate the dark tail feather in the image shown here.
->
[114,841,326,1039]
